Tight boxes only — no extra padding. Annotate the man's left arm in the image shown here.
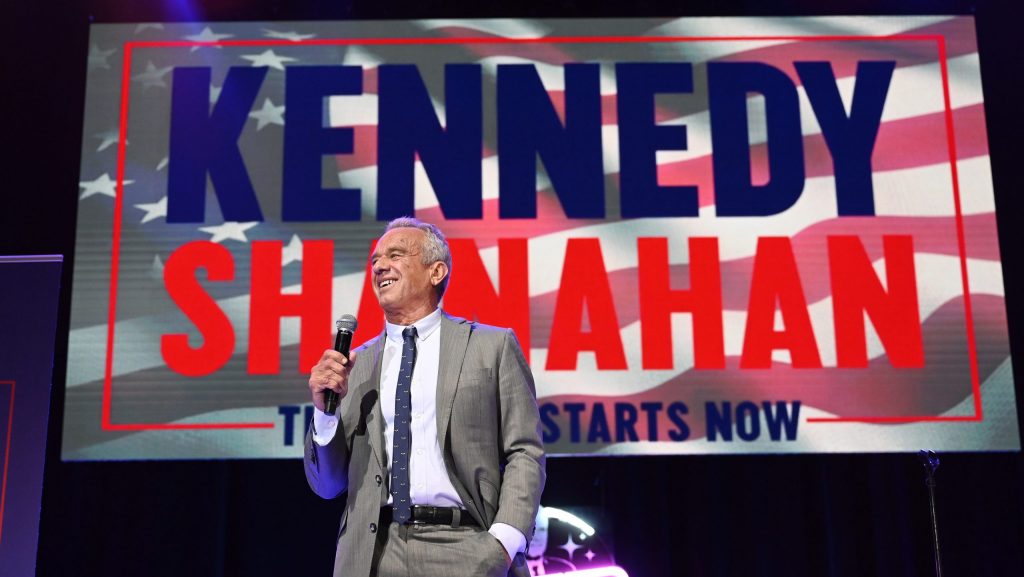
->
[489,328,546,560]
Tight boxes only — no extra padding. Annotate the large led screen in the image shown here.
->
[65,16,1019,459]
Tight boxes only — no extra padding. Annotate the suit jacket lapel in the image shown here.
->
[436,312,471,450]
[364,333,387,472]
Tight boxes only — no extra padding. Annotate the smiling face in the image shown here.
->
[370,227,448,325]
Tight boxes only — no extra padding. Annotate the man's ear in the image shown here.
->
[430,261,449,287]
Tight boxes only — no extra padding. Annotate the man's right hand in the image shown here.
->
[308,348,358,413]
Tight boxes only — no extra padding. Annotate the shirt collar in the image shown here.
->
[385,308,442,343]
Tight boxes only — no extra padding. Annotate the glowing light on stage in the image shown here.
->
[543,566,629,577]
[543,507,596,537]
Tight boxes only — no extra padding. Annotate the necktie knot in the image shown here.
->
[402,326,417,341]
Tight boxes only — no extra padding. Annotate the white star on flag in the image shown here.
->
[342,45,383,68]
[88,44,116,70]
[79,173,133,199]
[150,255,165,281]
[185,27,234,52]
[249,98,285,130]
[241,49,297,71]
[133,61,173,89]
[134,196,167,224]
[262,28,317,42]
[559,536,583,558]
[94,129,123,152]
[282,234,303,266]
[199,221,259,243]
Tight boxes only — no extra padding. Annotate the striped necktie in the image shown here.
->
[391,326,417,524]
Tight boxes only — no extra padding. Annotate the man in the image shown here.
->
[304,217,546,577]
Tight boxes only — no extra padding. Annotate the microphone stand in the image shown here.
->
[919,450,943,577]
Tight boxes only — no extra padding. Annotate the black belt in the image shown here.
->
[380,505,480,527]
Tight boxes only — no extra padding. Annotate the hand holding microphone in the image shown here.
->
[308,315,358,414]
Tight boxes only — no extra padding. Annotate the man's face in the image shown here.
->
[370,228,441,316]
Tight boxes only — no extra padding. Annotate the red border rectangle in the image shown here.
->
[106,33,979,430]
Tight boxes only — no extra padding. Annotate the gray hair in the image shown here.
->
[384,217,452,298]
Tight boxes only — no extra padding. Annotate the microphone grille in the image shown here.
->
[336,314,358,332]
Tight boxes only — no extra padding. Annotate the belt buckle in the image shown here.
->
[410,505,428,524]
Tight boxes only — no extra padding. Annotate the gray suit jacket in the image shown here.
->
[304,312,546,577]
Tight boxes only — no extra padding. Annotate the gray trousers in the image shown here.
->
[371,521,510,577]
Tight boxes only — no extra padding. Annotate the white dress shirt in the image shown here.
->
[312,309,525,560]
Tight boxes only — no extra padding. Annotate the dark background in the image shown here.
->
[7,0,1024,575]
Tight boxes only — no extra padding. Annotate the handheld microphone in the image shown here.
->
[325,314,358,414]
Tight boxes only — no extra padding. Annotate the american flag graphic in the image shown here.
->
[65,16,1019,460]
